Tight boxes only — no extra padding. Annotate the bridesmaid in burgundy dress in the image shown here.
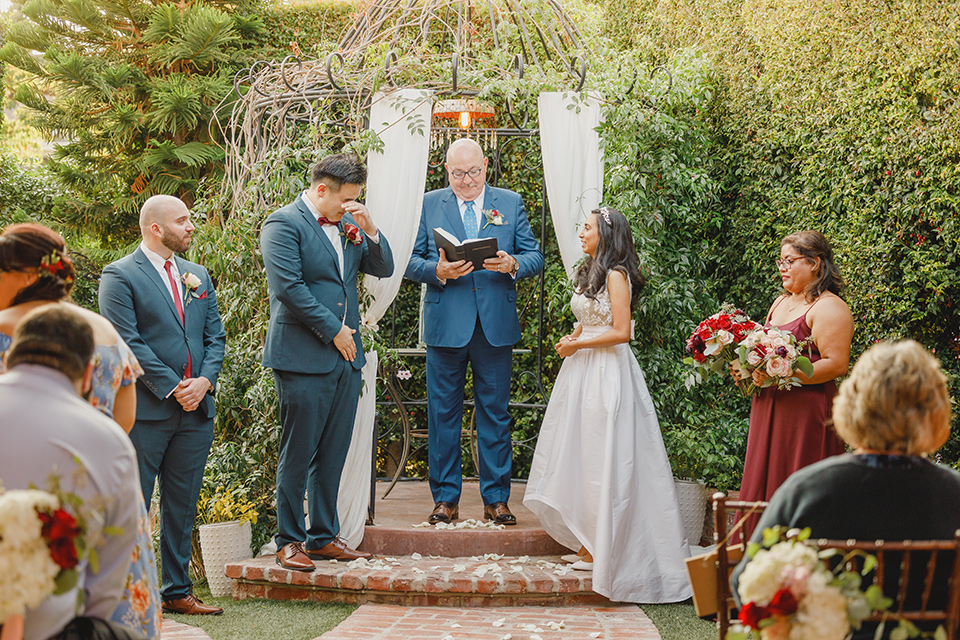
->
[737,231,854,519]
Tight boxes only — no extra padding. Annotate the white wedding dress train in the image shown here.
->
[524,284,692,603]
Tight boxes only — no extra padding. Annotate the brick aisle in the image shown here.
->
[315,604,662,640]
[161,618,213,639]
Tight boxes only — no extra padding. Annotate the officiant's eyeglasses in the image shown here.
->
[775,255,804,269]
[450,167,483,180]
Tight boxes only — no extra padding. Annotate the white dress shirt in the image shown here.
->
[140,241,184,305]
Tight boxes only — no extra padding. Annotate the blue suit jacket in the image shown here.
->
[99,248,226,421]
[405,186,544,348]
[260,195,395,374]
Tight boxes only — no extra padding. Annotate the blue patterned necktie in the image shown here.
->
[463,200,478,240]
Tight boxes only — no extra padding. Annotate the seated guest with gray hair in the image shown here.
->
[731,339,960,639]
[0,306,144,640]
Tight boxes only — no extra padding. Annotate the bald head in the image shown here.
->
[444,139,488,202]
[445,138,484,165]
[139,195,194,258]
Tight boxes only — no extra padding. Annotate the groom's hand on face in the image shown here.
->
[436,248,473,280]
[341,201,377,236]
[334,324,358,361]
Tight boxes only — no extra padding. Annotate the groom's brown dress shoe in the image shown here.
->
[305,536,373,561]
[276,542,316,572]
[483,502,517,526]
[428,501,459,524]
[161,594,223,615]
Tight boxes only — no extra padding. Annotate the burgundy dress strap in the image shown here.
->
[766,295,789,323]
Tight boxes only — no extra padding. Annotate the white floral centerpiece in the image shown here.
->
[0,489,83,624]
[727,527,944,640]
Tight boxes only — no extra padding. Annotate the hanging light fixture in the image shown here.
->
[432,98,496,130]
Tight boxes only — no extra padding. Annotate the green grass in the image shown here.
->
[641,601,717,640]
[163,585,356,640]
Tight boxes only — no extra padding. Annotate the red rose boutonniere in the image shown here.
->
[342,223,364,245]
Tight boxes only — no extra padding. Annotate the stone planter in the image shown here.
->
[198,520,252,597]
[674,478,708,545]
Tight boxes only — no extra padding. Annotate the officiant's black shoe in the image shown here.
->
[483,502,517,526]
[429,501,459,524]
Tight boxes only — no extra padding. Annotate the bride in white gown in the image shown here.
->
[524,207,692,603]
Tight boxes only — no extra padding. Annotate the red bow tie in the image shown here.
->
[318,216,337,226]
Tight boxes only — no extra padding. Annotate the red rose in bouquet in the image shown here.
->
[683,303,760,395]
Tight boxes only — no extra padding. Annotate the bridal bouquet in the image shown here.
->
[684,304,761,394]
[0,489,84,623]
[727,527,890,640]
[737,326,814,393]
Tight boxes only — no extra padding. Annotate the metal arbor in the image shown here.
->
[217,0,597,490]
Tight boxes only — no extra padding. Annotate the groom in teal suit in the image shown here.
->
[99,194,226,615]
[262,153,394,571]
[406,138,544,525]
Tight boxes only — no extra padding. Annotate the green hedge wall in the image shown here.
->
[618,0,960,460]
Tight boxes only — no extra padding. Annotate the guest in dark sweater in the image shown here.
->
[731,339,960,638]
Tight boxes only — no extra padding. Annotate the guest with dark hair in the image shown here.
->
[0,306,145,640]
[524,207,691,603]
[0,223,161,638]
[736,230,854,508]
[731,339,960,638]
[0,223,142,432]
[261,153,394,570]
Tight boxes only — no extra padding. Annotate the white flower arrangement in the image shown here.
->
[0,490,63,623]
[729,527,896,640]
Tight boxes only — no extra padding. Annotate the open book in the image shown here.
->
[433,227,499,271]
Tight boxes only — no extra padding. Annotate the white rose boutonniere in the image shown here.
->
[482,209,506,229]
[180,272,206,307]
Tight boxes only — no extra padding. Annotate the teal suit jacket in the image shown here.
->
[405,186,544,347]
[260,195,394,373]
[99,248,226,420]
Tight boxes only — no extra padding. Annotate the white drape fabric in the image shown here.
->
[538,92,604,276]
[336,89,433,549]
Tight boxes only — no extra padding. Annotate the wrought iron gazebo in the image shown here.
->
[216,0,606,514]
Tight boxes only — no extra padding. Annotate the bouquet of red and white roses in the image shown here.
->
[0,489,84,623]
[736,326,814,393]
[684,304,761,395]
[728,527,890,640]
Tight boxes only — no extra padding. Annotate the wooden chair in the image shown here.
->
[711,492,769,636]
[712,492,960,640]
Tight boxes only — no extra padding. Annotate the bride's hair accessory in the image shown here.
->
[598,207,613,226]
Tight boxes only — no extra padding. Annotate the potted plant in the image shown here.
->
[663,418,749,545]
[194,485,258,597]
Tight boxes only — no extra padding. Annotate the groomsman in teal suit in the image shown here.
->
[262,154,394,571]
[406,138,544,526]
[99,194,226,615]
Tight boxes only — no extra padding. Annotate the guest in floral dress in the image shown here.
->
[0,223,162,640]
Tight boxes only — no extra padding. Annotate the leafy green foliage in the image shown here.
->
[0,0,264,243]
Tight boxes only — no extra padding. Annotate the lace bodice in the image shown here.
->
[571,287,613,328]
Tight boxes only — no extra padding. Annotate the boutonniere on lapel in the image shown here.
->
[342,222,364,246]
[482,209,506,229]
[180,271,206,306]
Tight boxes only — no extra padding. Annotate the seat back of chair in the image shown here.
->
[711,490,960,640]
[816,534,960,640]
[711,492,769,638]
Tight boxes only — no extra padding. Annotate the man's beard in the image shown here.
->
[161,230,190,254]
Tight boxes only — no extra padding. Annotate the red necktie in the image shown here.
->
[164,260,191,378]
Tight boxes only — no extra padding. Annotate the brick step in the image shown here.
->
[227,554,610,607]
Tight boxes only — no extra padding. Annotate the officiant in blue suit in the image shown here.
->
[261,153,394,572]
[406,138,544,526]
[99,194,226,615]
